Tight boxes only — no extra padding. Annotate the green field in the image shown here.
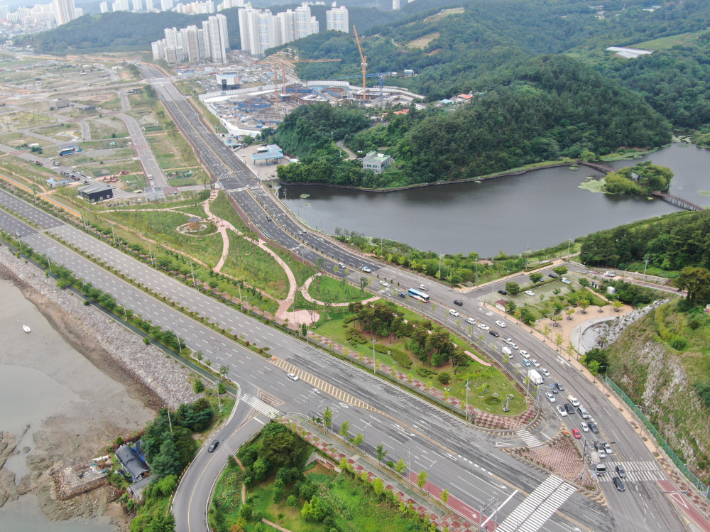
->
[88,116,128,140]
[209,190,254,235]
[222,232,289,300]
[633,32,704,51]
[308,275,369,304]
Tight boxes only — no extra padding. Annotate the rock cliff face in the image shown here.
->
[606,312,710,482]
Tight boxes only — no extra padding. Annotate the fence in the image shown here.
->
[605,376,709,497]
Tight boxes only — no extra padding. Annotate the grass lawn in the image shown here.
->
[312,308,526,416]
[210,190,255,235]
[632,32,704,50]
[147,131,200,169]
[88,116,128,140]
[117,172,147,192]
[79,138,131,151]
[271,246,318,288]
[79,160,143,177]
[0,131,54,147]
[0,156,58,187]
[222,232,289,300]
[308,275,369,304]
[173,204,208,218]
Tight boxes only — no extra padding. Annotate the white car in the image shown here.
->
[510,343,519,350]
[495,320,507,328]
[449,309,460,317]
[598,449,607,459]
[580,422,589,432]
[361,266,371,273]
[540,368,550,377]
[562,278,572,284]
[520,350,530,359]
[531,359,540,367]
[419,284,427,290]
[287,373,299,381]
[545,392,556,403]
[525,290,535,296]
[379,281,389,287]
[556,405,568,417]
[465,317,476,325]
[478,324,490,331]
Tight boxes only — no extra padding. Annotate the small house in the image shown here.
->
[78,184,113,202]
[115,445,149,483]
[362,151,393,174]
[495,300,507,312]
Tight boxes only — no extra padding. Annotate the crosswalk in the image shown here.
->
[497,475,575,532]
[241,394,281,419]
[598,460,666,483]
[517,429,542,448]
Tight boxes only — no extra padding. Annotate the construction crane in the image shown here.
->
[334,73,385,101]
[353,25,368,102]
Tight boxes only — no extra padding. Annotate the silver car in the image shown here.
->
[545,392,556,403]
[580,422,589,432]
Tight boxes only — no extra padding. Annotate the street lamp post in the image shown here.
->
[372,338,376,374]
[362,421,371,443]
[427,460,437,495]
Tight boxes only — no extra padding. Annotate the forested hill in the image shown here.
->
[16,8,243,53]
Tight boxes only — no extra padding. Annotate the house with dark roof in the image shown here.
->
[115,444,150,482]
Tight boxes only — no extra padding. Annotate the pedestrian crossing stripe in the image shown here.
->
[497,475,575,532]
[517,429,542,448]
[241,394,280,419]
[598,470,666,482]
[270,356,374,410]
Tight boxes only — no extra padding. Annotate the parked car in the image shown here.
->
[580,422,589,432]
[465,317,476,325]
[525,290,535,296]
[572,429,581,439]
[208,440,219,453]
[556,405,568,417]
[545,392,556,403]
[588,422,600,434]
[287,373,299,381]
[498,289,507,295]
[522,359,532,367]
[449,309,460,317]
[540,368,550,377]
[495,320,507,328]
[453,299,464,306]
[562,278,572,284]
[613,477,626,492]
[548,272,559,278]
[489,330,500,337]
[615,464,627,479]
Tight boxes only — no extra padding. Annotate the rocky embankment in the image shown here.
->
[593,298,668,349]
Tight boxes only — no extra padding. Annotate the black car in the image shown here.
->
[588,422,600,434]
[615,464,627,479]
[498,289,508,295]
[613,476,626,492]
[453,299,463,306]
[555,382,565,392]
[548,272,559,278]
[564,403,575,415]
[208,440,219,453]
[398,292,406,298]
[489,330,501,337]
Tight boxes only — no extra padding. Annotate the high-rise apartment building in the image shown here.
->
[100,1,109,12]
[392,0,400,10]
[112,0,130,11]
[205,14,229,64]
[326,2,348,32]
[132,0,143,11]
[239,2,318,58]
[160,0,173,11]
[294,2,317,39]
[145,0,154,10]
[53,0,77,25]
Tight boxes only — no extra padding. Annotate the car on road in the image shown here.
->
[478,323,490,331]
[287,373,299,381]
[613,477,626,492]
[548,384,559,394]
[556,405,568,417]
[453,299,463,306]
[525,290,535,296]
[580,422,589,432]
[510,342,519,350]
[419,284,427,290]
[361,266,371,273]
[520,350,530,358]
[522,359,532,367]
[208,440,219,452]
[545,392,556,403]
[489,330,500,337]
[562,278,572,284]
[554,382,565,392]
[498,289,507,295]
[598,449,607,459]
[382,281,390,287]
[572,429,581,439]
[465,317,476,325]
[615,464,627,479]
[564,403,575,415]
[588,421,600,434]
[495,320,507,328]
[548,272,558,278]
[338,262,345,268]
[398,292,406,298]
[604,442,613,454]
[531,359,540,367]
[540,367,550,377]
[266,216,272,221]
[449,309,460,317]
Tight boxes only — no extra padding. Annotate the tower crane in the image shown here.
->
[353,25,367,102]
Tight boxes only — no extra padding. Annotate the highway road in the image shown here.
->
[1,188,620,532]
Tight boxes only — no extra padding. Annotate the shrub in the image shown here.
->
[193,380,205,393]
[696,383,710,408]
[670,336,689,351]
[116,436,123,445]
[485,396,500,405]
[437,372,451,385]
[239,504,252,521]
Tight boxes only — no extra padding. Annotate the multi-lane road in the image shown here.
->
[0,64,697,532]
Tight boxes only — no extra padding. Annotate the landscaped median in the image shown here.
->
[210,416,476,532]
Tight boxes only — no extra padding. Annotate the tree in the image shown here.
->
[253,457,267,481]
[323,407,333,430]
[152,439,182,478]
[395,458,407,474]
[565,308,575,320]
[441,489,450,504]
[376,443,388,465]
[373,477,384,496]
[542,325,551,339]
[529,272,543,284]
[359,276,370,295]
[339,421,350,438]
[505,282,520,295]
[554,333,563,351]
[352,433,364,446]
[613,300,624,312]
[219,365,229,377]
[144,513,176,532]
[417,470,429,489]
[579,299,590,314]
[675,266,710,305]
[553,266,568,276]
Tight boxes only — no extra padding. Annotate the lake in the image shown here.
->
[278,143,710,256]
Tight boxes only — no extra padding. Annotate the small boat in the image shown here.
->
[23,325,31,333]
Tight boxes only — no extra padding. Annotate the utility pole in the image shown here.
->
[465,379,471,422]
[372,338,376,374]
[111,224,116,245]
[191,260,196,287]
[216,381,222,412]
[643,257,649,281]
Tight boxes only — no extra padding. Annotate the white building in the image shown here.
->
[160,0,173,11]
[53,0,77,25]
[100,1,109,12]
[326,2,348,32]
[392,0,400,10]
[112,0,130,12]
[132,0,143,11]
[206,14,229,64]
[145,0,155,11]
[238,2,319,57]
[294,2,317,39]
